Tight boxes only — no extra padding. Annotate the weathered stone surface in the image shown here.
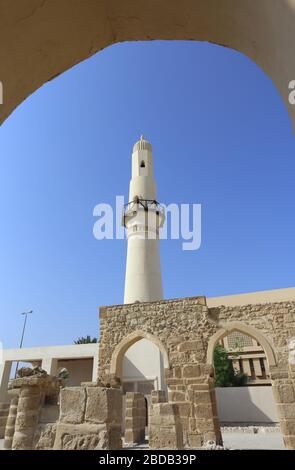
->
[151,390,166,404]
[60,387,86,424]
[0,403,10,439]
[54,422,122,450]
[272,382,295,403]
[124,392,146,444]
[85,387,122,424]
[280,419,295,436]
[12,384,42,450]
[54,386,122,450]
[98,297,295,449]
[182,365,201,378]
[33,423,57,450]
[3,393,19,450]
[276,403,295,420]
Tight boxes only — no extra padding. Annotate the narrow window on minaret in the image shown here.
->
[140,161,145,168]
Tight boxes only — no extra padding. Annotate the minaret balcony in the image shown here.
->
[122,199,165,228]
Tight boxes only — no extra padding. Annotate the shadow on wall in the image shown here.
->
[216,386,279,424]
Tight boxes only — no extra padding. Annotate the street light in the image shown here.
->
[15,310,33,378]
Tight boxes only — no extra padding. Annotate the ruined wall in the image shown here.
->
[99,297,295,449]
[54,385,122,450]
[99,297,221,448]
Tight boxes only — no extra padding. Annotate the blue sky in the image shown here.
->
[0,40,294,349]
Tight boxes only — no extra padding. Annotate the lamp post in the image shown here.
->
[15,310,33,378]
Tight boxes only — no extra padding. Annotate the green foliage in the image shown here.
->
[74,335,98,344]
[213,344,247,387]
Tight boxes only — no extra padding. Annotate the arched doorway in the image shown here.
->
[110,330,169,447]
[207,322,286,449]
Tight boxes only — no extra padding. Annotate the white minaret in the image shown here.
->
[123,135,165,303]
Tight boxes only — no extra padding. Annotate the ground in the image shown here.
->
[0,429,285,450]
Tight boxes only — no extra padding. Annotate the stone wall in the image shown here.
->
[54,385,122,450]
[124,392,146,444]
[0,402,10,439]
[99,297,295,449]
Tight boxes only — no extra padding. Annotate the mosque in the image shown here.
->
[1,136,295,440]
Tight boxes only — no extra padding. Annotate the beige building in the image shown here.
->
[221,331,271,385]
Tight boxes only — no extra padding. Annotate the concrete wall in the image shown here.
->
[57,358,93,387]
[207,287,295,307]
[0,344,98,403]
[216,386,278,424]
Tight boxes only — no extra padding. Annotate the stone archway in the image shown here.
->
[1,0,295,130]
[206,320,295,450]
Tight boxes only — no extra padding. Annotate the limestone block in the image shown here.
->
[174,402,191,418]
[3,394,19,450]
[187,390,211,404]
[272,382,295,404]
[124,391,146,444]
[149,426,184,450]
[178,341,203,353]
[183,365,201,378]
[190,417,216,434]
[85,387,122,424]
[54,422,122,450]
[194,404,214,420]
[280,419,295,436]
[60,387,86,424]
[33,423,56,450]
[283,435,295,450]
[149,414,176,426]
[187,433,202,448]
[151,390,166,404]
[276,403,295,420]
[168,391,186,402]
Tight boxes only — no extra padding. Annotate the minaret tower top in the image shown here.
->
[123,135,165,304]
[129,134,156,202]
[133,135,152,153]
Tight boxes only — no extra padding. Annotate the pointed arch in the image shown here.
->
[207,322,277,367]
[110,330,170,378]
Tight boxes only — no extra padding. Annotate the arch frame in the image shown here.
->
[0,1,295,130]
[206,321,277,368]
[109,329,170,379]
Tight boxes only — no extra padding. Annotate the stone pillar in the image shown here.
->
[186,378,222,447]
[149,401,184,450]
[271,369,295,450]
[54,386,122,450]
[0,402,10,439]
[124,392,146,444]
[3,390,19,450]
[0,360,12,403]
[12,384,43,450]
[165,362,222,448]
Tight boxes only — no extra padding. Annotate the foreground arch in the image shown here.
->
[0,0,295,130]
